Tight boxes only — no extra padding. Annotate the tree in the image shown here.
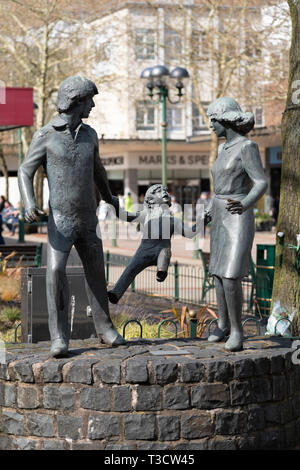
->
[0,137,9,200]
[160,0,290,187]
[0,0,104,208]
[125,1,289,188]
[272,0,300,332]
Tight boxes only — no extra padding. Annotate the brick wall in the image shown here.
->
[0,339,299,450]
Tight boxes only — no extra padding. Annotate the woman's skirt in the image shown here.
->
[209,195,255,279]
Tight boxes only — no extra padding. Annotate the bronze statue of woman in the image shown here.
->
[206,97,267,351]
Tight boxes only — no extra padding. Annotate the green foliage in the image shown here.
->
[0,306,21,324]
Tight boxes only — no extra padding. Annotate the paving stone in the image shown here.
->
[269,351,286,374]
[0,383,15,406]
[80,387,111,411]
[42,360,69,383]
[88,414,120,440]
[231,357,254,379]
[42,440,66,450]
[125,358,148,384]
[13,438,37,450]
[72,441,106,450]
[215,410,247,435]
[247,405,265,431]
[57,415,83,440]
[204,359,232,382]
[124,414,155,440]
[259,428,283,450]
[2,411,24,435]
[252,355,270,376]
[137,442,169,450]
[26,413,54,437]
[272,375,288,401]
[230,380,252,405]
[17,385,39,409]
[106,444,137,450]
[0,436,11,450]
[296,417,300,437]
[43,385,75,410]
[164,385,190,410]
[13,360,34,383]
[284,422,296,448]
[284,351,293,370]
[180,360,204,383]
[157,415,180,441]
[94,360,121,384]
[181,413,214,439]
[151,360,178,385]
[281,400,294,424]
[207,437,237,450]
[251,377,272,402]
[134,385,162,411]
[64,359,96,384]
[0,363,8,380]
[113,386,131,412]
[191,383,229,409]
[287,371,296,396]
[174,441,208,450]
[236,436,258,450]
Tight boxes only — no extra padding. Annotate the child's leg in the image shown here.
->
[157,247,171,282]
[108,255,150,303]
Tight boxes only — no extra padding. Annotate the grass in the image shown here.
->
[0,306,20,323]
[0,327,21,343]
[0,269,22,344]
[0,306,21,344]
[112,313,179,340]
[0,275,21,302]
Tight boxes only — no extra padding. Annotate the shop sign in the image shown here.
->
[138,154,209,167]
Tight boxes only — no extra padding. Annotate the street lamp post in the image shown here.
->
[141,65,189,187]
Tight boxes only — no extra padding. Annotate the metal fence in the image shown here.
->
[104,252,256,315]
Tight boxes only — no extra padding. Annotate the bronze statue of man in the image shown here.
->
[18,76,125,357]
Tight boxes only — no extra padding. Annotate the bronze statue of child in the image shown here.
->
[108,184,205,304]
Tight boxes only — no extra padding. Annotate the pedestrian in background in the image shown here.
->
[125,192,133,212]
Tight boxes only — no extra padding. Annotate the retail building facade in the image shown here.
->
[0,1,285,212]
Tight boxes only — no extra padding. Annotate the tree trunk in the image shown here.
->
[33,22,49,210]
[0,142,9,200]
[272,0,300,331]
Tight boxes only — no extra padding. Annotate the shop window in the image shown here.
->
[136,102,155,130]
[135,29,155,60]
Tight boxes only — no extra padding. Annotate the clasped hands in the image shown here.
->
[25,207,46,223]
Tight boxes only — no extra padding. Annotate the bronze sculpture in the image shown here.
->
[206,97,267,351]
[108,184,205,304]
[18,76,125,357]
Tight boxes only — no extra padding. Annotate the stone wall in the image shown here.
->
[0,337,299,450]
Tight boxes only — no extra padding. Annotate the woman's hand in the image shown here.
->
[226,199,244,215]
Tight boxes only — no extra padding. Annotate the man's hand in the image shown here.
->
[25,207,45,223]
[204,210,212,225]
[226,199,244,215]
